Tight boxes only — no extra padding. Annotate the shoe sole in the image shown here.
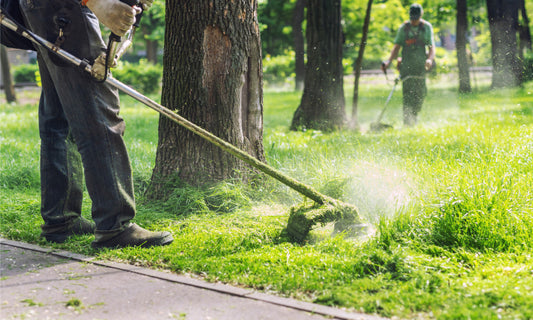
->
[43,234,69,243]
[91,234,174,249]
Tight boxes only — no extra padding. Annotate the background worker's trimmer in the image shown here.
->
[0,11,368,243]
[369,62,397,132]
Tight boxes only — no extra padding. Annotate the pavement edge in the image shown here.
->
[0,238,387,320]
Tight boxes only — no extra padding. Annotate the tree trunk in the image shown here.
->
[486,0,522,88]
[290,0,346,131]
[145,37,159,64]
[351,0,373,129]
[0,45,17,103]
[292,0,306,91]
[518,0,532,56]
[148,0,265,196]
[456,0,472,93]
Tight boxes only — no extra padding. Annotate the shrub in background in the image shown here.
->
[12,60,163,93]
[13,64,39,83]
[262,51,296,86]
[111,59,162,94]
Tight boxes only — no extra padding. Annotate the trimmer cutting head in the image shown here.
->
[369,121,394,133]
[285,198,365,243]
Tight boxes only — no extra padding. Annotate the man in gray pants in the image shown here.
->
[17,0,173,249]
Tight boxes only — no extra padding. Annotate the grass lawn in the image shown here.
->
[1,77,532,319]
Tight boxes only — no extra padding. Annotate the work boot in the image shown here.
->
[91,223,174,249]
[41,216,96,243]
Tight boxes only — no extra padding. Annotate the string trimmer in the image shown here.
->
[370,62,427,132]
[1,8,367,243]
[369,62,396,132]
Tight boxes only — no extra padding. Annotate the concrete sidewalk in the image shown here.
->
[0,239,387,320]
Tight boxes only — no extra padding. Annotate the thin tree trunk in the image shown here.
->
[292,0,306,91]
[518,0,532,56]
[351,0,373,129]
[290,0,346,131]
[148,0,265,197]
[456,0,472,93]
[0,45,17,103]
[145,37,159,64]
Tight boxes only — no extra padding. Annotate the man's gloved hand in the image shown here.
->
[84,0,137,36]
[381,60,390,72]
[91,52,116,81]
[139,0,154,10]
[425,59,433,71]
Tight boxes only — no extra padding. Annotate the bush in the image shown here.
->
[262,51,295,85]
[434,47,455,74]
[12,64,39,83]
[263,50,377,84]
[12,60,163,92]
[112,60,162,94]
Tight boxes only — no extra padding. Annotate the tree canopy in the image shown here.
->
[135,0,531,79]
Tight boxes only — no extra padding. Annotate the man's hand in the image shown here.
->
[91,52,116,81]
[381,60,390,72]
[425,59,433,71]
[139,0,154,10]
[85,0,136,36]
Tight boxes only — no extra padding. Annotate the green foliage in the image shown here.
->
[112,60,162,94]
[259,0,501,80]
[434,46,455,74]
[137,1,165,43]
[258,0,296,56]
[262,51,296,85]
[12,64,39,83]
[343,0,406,62]
[468,5,492,67]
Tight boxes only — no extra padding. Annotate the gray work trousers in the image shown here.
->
[402,76,426,126]
[19,0,135,233]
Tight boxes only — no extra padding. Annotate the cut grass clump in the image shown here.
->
[285,200,364,243]
[204,182,252,213]
[141,177,253,217]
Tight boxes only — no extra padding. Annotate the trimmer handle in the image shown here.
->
[109,0,143,41]
[122,0,143,28]
[381,61,387,76]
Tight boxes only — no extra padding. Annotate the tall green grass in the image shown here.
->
[1,79,532,319]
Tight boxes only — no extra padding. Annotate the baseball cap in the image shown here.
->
[409,3,423,20]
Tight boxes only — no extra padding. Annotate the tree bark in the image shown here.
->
[0,45,17,103]
[144,37,159,64]
[292,0,306,91]
[456,0,472,93]
[290,0,346,131]
[486,0,522,88]
[148,0,265,196]
[518,0,532,57]
[351,0,373,129]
